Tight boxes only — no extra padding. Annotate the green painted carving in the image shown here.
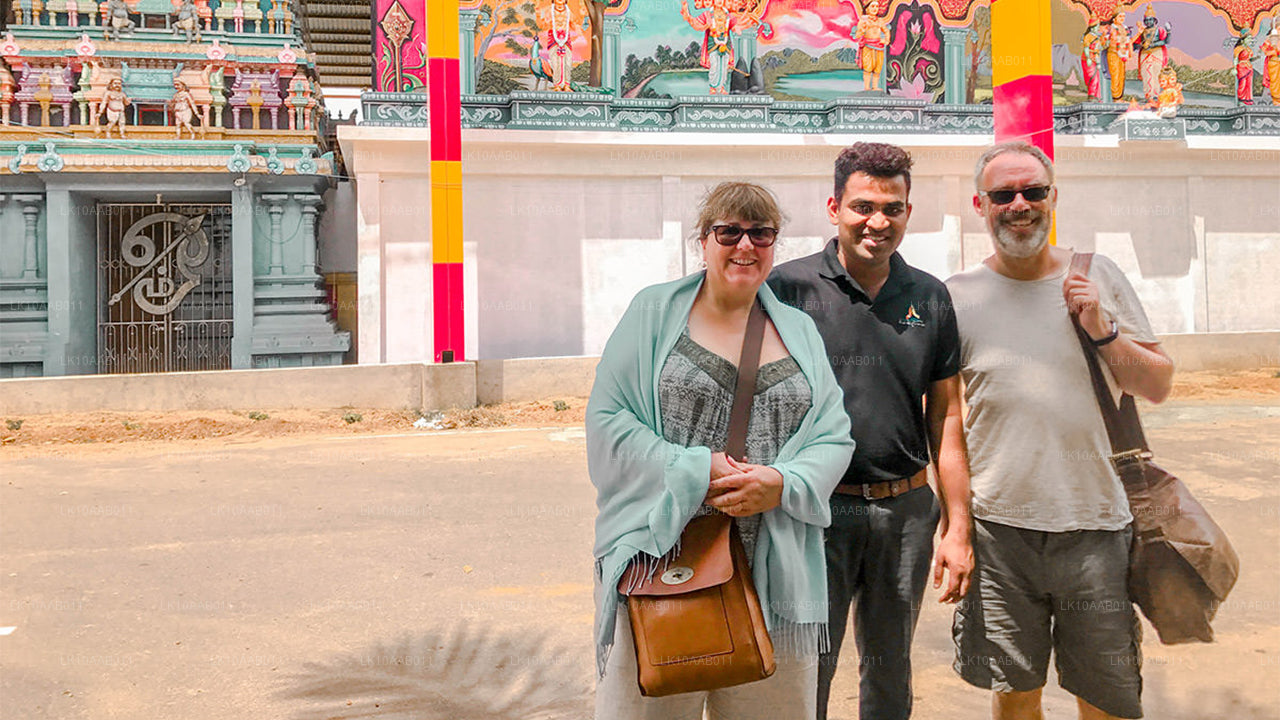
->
[294,147,318,175]
[265,146,284,174]
[37,142,64,172]
[226,143,251,173]
[8,144,27,174]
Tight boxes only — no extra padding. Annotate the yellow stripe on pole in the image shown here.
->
[428,0,460,59]
[991,0,1052,86]
[431,160,463,264]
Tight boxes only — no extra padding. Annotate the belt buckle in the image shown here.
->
[861,483,873,499]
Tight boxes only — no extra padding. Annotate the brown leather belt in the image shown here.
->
[832,469,928,500]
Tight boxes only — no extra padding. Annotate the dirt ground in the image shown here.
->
[2,369,1276,452]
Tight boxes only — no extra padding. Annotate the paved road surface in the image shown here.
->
[3,401,1278,719]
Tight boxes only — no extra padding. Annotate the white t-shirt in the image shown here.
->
[945,253,1159,532]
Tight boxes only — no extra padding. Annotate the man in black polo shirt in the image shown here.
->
[768,142,973,720]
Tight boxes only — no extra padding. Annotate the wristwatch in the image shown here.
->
[1091,319,1120,347]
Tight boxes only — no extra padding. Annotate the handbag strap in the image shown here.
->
[724,298,767,461]
[1067,252,1150,455]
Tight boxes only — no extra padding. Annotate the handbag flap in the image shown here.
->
[619,514,734,597]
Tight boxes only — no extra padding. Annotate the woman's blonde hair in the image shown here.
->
[691,182,785,246]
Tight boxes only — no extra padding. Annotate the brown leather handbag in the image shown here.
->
[1070,253,1240,645]
[616,298,776,697]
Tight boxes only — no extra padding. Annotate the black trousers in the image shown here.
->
[817,486,940,720]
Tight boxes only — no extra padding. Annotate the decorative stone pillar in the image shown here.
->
[459,8,481,94]
[294,193,323,277]
[603,16,625,95]
[17,194,43,279]
[261,193,289,276]
[942,27,969,104]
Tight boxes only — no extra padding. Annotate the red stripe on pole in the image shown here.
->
[427,59,461,162]
[993,74,1055,160]
[433,262,464,362]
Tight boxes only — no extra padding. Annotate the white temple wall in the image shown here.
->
[339,130,1279,361]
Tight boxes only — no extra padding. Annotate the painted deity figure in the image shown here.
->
[103,0,136,41]
[1155,65,1184,117]
[539,0,576,92]
[173,0,203,43]
[1080,11,1104,101]
[1263,26,1280,106]
[680,0,765,95]
[170,80,201,138]
[1104,10,1134,101]
[853,0,890,92]
[1132,4,1171,104]
[100,77,130,138]
[1234,34,1255,105]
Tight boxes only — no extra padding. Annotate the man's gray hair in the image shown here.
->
[973,141,1055,192]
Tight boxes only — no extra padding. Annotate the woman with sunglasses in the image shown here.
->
[588,182,855,719]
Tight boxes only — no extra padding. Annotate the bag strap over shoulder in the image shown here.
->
[1067,252,1149,455]
[725,298,767,461]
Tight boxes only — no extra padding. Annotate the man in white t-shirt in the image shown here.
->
[945,141,1174,720]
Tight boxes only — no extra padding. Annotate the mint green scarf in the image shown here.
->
[587,272,855,676]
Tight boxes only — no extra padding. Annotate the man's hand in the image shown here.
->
[932,529,973,603]
[1063,271,1110,340]
[704,456,784,517]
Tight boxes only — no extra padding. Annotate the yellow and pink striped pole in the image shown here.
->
[428,0,464,362]
[991,0,1055,160]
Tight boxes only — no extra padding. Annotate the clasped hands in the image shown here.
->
[704,451,784,517]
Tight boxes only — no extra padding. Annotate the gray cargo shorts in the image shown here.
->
[952,519,1143,719]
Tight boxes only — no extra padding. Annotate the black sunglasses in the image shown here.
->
[710,224,779,247]
[982,185,1052,205]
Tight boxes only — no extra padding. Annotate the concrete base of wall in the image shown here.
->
[1159,332,1280,373]
[1,332,1274,415]
[0,363,476,415]
[476,357,597,405]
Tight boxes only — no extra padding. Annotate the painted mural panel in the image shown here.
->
[459,0,1279,107]
[1052,1,1279,107]
[373,0,430,92]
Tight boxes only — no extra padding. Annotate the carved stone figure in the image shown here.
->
[170,80,202,138]
[100,77,130,138]
[173,0,203,43]
[103,0,137,41]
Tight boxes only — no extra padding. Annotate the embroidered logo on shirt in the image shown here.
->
[899,303,926,328]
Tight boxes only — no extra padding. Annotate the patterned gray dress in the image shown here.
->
[658,330,813,563]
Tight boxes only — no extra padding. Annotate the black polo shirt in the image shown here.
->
[768,240,961,486]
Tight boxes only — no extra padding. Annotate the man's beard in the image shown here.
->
[993,210,1050,259]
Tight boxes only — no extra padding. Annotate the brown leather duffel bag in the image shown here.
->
[616,298,776,696]
[1070,253,1240,645]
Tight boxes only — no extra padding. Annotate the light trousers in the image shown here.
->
[595,606,818,720]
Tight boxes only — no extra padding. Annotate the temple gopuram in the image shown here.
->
[0,0,349,377]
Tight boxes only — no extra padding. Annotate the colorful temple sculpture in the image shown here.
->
[0,0,348,378]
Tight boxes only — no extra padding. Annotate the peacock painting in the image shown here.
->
[528,35,553,91]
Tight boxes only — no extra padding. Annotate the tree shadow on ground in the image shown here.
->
[278,624,593,720]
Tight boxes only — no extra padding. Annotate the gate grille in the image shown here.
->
[97,203,234,374]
